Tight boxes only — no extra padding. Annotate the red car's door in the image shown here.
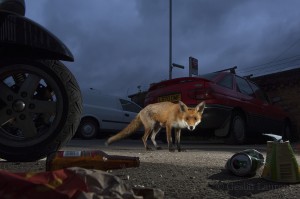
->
[235,76,266,133]
[248,82,284,134]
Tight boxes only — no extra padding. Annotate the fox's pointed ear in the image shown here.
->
[196,101,205,114]
[179,101,188,112]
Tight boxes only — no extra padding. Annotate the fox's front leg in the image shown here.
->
[175,128,184,152]
[166,126,175,152]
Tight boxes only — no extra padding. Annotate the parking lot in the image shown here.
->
[1,139,300,198]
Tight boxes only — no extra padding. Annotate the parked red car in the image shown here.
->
[144,67,292,144]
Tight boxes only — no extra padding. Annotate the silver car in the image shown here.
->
[76,89,142,139]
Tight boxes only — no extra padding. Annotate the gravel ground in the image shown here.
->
[1,140,300,199]
[107,146,300,199]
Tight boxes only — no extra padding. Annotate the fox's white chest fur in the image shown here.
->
[172,119,187,129]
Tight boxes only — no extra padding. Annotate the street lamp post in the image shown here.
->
[168,0,184,79]
[169,0,172,80]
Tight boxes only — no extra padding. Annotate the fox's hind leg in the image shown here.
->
[151,123,162,150]
[142,127,153,150]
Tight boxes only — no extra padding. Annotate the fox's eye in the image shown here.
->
[185,117,189,121]
[194,117,197,120]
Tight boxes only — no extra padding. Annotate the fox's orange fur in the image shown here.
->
[106,101,205,152]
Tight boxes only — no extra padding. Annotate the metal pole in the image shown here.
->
[169,0,172,79]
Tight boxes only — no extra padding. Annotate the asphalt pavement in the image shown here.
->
[1,139,300,198]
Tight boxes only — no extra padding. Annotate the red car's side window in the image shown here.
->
[235,76,255,97]
[248,82,270,103]
[217,74,233,89]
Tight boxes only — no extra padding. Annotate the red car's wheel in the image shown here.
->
[226,112,247,144]
[282,121,293,142]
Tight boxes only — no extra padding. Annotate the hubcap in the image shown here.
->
[0,64,63,148]
[12,100,26,112]
[234,117,245,141]
[83,125,94,135]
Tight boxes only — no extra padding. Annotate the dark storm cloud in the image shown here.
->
[169,0,300,75]
[27,0,170,96]
[26,0,300,97]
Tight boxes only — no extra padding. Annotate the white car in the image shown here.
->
[76,89,142,139]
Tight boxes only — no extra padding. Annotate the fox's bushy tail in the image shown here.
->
[105,115,142,145]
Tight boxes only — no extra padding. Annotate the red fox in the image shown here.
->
[105,101,205,152]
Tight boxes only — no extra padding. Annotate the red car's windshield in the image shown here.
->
[199,72,220,81]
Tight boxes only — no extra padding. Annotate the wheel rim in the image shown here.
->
[233,116,245,142]
[82,123,96,137]
[0,64,65,147]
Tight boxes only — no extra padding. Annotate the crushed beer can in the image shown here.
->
[226,149,265,177]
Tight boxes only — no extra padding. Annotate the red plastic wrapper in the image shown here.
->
[0,167,163,199]
[0,168,88,199]
[0,167,164,199]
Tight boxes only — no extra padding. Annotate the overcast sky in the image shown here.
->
[26,0,300,98]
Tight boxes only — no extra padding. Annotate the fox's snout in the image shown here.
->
[188,126,195,131]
